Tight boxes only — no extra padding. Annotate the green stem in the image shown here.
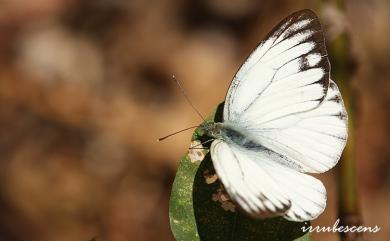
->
[317,1,363,240]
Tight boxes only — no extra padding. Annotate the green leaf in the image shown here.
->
[169,102,311,241]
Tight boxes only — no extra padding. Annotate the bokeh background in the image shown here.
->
[0,0,389,241]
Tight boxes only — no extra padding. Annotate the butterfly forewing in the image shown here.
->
[210,138,327,221]
[224,9,329,122]
[210,139,292,217]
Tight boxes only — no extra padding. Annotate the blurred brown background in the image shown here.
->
[0,0,389,241]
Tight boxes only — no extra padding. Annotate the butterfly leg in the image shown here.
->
[189,138,214,149]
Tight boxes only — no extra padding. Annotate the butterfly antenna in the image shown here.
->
[157,125,199,142]
[172,75,206,121]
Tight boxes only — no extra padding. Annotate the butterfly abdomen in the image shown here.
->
[220,123,261,149]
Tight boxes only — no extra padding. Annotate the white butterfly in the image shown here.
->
[200,9,348,221]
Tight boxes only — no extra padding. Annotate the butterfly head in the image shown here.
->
[200,122,222,138]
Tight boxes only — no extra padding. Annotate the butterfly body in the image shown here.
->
[202,122,262,149]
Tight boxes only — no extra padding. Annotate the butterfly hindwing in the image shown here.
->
[250,79,348,173]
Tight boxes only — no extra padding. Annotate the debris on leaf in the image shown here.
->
[221,200,236,212]
[203,169,218,184]
[188,140,206,163]
[212,186,236,212]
